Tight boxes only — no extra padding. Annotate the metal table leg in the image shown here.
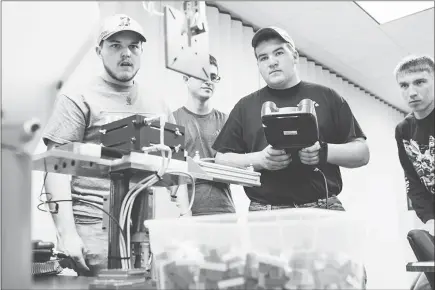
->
[108,172,131,269]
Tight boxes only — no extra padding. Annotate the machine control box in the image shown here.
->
[101,115,186,161]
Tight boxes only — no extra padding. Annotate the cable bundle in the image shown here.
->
[117,142,196,269]
[38,120,197,270]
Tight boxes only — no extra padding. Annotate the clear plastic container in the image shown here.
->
[145,208,368,290]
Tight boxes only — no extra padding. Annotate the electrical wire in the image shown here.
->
[38,137,190,270]
[38,172,52,203]
[37,174,125,240]
[76,199,127,245]
[314,167,329,209]
[118,143,173,269]
[119,146,171,224]
[36,197,128,263]
[122,175,160,267]
[37,171,130,269]
[165,170,196,216]
[118,175,157,269]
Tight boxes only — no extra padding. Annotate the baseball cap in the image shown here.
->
[96,14,146,46]
[251,26,295,49]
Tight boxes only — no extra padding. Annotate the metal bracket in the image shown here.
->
[102,196,110,231]
[163,1,210,81]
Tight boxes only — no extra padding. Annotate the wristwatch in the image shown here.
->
[319,140,328,165]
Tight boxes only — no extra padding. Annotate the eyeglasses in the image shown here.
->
[210,73,221,83]
[189,74,221,83]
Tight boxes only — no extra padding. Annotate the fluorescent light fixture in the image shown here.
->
[355,1,434,24]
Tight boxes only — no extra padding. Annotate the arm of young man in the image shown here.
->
[43,94,90,271]
[299,95,370,168]
[326,138,369,168]
[395,127,434,234]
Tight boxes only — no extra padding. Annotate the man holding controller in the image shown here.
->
[212,26,370,212]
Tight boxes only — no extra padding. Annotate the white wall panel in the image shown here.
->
[297,56,309,81]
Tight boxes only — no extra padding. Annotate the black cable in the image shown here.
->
[38,172,126,241]
[314,167,329,209]
[37,197,127,242]
[38,172,48,202]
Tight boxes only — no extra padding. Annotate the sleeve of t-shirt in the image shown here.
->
[162,99,177,124]
[332,90,367,143]
[223,112,229,124]
[42,94,87,146]
[395,125,434,223]
[212,99,248,154]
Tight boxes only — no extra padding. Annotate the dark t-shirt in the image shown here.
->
[395,109,434,223]
[212,81,366,205]
[173,106,235,215]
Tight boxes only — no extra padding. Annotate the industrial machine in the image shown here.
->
[0,2,260,289]
[32,122,260,288]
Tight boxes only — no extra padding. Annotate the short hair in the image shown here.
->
[210,54,218,71]
[394,55,434,79]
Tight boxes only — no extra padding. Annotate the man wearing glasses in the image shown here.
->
[172,55,236,216]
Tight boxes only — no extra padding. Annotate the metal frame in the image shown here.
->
[32,143,261,274]
[1,120,41,289]
[163,2,210,81]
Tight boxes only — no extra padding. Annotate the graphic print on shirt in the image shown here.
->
[403,135,434,194]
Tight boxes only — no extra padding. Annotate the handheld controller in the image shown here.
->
[261,99,319,150]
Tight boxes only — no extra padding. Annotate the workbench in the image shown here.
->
[32,275,157,290]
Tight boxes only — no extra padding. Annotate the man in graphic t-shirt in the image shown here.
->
[212,26,370,212]
[394,55,434,290]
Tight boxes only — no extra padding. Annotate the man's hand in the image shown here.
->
[58,232,90,272]
[420,219,434,236]
[299,141,321,165]
[258,145,292,171]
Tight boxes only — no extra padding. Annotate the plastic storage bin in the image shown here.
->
[145,208,368,290]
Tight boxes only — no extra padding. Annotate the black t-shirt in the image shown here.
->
[395,109,434,223]
[212,81,366,205]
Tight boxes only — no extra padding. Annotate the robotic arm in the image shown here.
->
[164,1,210,81]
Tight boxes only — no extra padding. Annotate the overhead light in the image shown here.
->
[355,1,434,24]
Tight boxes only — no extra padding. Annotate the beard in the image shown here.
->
[103,62,139,83]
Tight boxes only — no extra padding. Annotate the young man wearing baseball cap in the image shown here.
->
[213,26,370,212]
[172,55,236,216]
[42,14,175,276]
